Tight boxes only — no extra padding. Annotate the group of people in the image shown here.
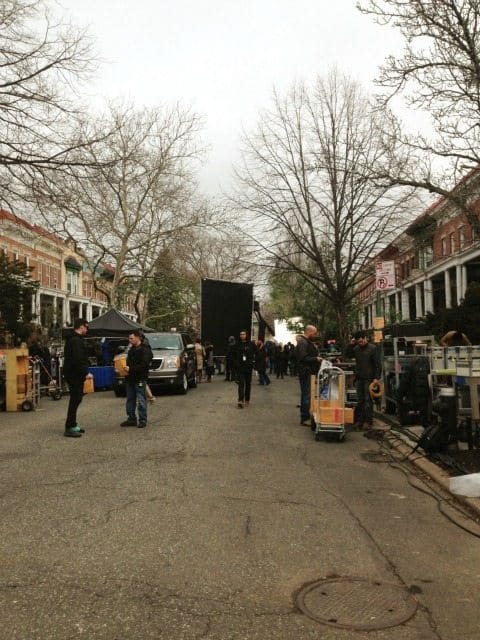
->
[63,319,153,437]
[62,318,385,438]
[296,326,381,431]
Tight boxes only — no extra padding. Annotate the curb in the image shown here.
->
[379,427,480,520]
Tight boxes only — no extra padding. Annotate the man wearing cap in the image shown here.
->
[352,331,382,431]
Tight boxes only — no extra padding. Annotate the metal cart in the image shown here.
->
[29,356,63,401]
[310,366,354,442]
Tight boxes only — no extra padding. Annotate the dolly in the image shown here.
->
[310,366,354,442]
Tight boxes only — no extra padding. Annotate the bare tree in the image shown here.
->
[144,213,260,331]
[34,102,205,316]
[0,0,106,208]
[358,0,480,230]
[232,71,416,347]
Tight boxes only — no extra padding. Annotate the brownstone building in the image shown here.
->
[357,170,480,328]
[0,210,136,330]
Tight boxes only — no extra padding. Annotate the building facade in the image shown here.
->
[0,210,137,330]
[357,171,480,329]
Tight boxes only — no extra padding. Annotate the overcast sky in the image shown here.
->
[59,0,404,195]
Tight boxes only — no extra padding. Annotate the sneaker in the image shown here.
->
[137,423,147,428]
[75,424,85,433]
[120,419,137,427]
[300,419,310,426]
[237,402,244,408]
[64,428,82,438]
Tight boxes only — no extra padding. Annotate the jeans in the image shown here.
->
[65,379,84,429]
[126,379,147,425]
[258,371,270,385]
[356,378,373,424]
[299,374,310,422]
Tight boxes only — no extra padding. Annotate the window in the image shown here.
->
[46,265,51,288]
[450,232,456,254]
[459,226,465,249]
[37,262,43,284]
[416,245,433,269]
[66,269,79,294]
[441,237,447,256]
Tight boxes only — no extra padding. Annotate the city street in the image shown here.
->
[1,375,479,640]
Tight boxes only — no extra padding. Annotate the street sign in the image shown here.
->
[375,261,396,291]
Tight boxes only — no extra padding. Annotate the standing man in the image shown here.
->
[352,331,382,431]
[254,339,271,386]
[296,325,323,426]
[225,336,236,382]
[121,330,152,428]
[194,337,205,383]
[234,330,256,408]
[63,318,89,438]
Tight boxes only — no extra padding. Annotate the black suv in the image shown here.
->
[113,331,197,396]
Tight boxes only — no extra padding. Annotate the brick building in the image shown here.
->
[357,170,480,329]
[0,210,136,331]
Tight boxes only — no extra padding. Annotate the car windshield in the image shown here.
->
[148,334,183,350]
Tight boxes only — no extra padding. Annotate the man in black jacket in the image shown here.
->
[233,330,256,408]
[63,318,89,438]
[296,325,323,425]
[352,331,382,430]
[121,331,152,428]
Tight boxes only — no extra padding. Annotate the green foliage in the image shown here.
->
[144,249,197,332]
[269,267,346,341]
[0,253,39,340]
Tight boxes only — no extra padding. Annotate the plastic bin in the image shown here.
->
[88,366,115,390]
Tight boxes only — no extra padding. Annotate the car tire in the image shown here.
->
[188,373,197,389]
[178,373,188,395]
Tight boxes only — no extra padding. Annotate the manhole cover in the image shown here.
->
[296,577,418,631]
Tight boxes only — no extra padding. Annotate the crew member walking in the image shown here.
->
[234,330,256,408]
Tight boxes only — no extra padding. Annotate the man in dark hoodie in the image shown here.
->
[352,330,382,430]
[63,318,89,438]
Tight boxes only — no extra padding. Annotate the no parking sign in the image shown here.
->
[375,261,396,291]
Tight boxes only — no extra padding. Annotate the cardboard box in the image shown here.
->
[319,406,354,424]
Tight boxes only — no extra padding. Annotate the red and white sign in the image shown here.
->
[375,261,396,291]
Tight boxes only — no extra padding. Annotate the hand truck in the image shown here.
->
[310,366,354,442]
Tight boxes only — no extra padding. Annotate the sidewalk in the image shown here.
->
[374,416,480,520]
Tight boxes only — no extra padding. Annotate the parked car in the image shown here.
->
[113,332,197,396]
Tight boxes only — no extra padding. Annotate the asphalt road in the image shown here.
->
[1,375,479,639]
